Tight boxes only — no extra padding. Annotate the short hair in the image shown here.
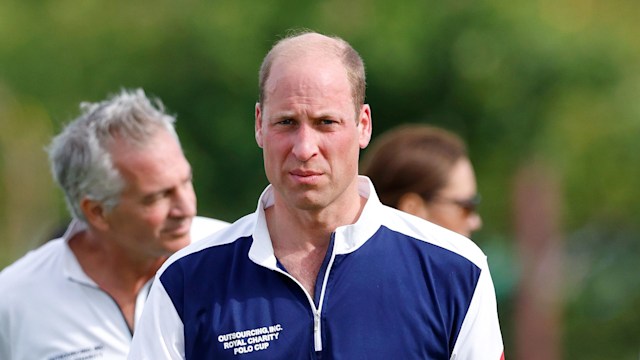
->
[258,30,366,114]
[47,88,179,222]
[361,124,468,208]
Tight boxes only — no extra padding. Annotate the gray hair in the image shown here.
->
[47,88,179,222]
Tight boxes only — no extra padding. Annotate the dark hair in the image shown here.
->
[361,124,467,208]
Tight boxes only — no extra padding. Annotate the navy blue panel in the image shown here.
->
[320,226,480,359]
[161,237,316,359]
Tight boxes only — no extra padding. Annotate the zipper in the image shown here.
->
[69,277,134,336]
[273,269,324,351]
[273,234,338,353]
[313,310,322,351]
[314,235,337,352]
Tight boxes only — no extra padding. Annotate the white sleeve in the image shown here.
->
[190,217,230,243]
[0,304,10,360]
[128,277,186,360]
[451,258,505,360]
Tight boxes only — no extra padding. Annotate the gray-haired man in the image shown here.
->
[0,89,228,359]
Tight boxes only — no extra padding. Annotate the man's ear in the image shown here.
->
[358,104,372,149]
[255,103,264,148]
[80,197,109,231]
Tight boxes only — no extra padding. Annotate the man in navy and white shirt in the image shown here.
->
[129,31,504,359]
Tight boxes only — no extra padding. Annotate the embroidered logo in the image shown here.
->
[217,324,283,355]
[48,344,104,359]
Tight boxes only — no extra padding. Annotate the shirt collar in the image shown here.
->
[61,220,99,287]
[248,176,384,267]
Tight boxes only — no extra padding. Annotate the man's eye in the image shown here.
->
[143,191,169,205]
[142,195,160,205]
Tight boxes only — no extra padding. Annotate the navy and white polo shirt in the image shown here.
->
[129,177,504,359]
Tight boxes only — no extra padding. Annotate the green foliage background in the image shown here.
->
[1,0,639,358]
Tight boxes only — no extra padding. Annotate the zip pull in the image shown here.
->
[313,310,322,351]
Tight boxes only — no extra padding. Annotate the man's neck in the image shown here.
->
[266,193,367,297]
[68,230,164,331]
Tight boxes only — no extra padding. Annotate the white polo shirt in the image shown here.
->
[0,216,229,360]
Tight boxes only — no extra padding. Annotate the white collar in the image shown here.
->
[61,220,99,287]
[248,176,384,268]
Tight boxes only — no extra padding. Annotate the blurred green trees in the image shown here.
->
[1,0,639,358]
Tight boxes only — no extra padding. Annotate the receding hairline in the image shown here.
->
[273,32,346,55]
[258,31,366,111]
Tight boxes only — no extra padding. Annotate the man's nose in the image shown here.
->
[170,183,197,218]
[291,124,319,162]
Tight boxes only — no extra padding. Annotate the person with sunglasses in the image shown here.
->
[361,124,482,238]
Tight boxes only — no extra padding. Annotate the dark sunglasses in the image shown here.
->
[431,194,481,215]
